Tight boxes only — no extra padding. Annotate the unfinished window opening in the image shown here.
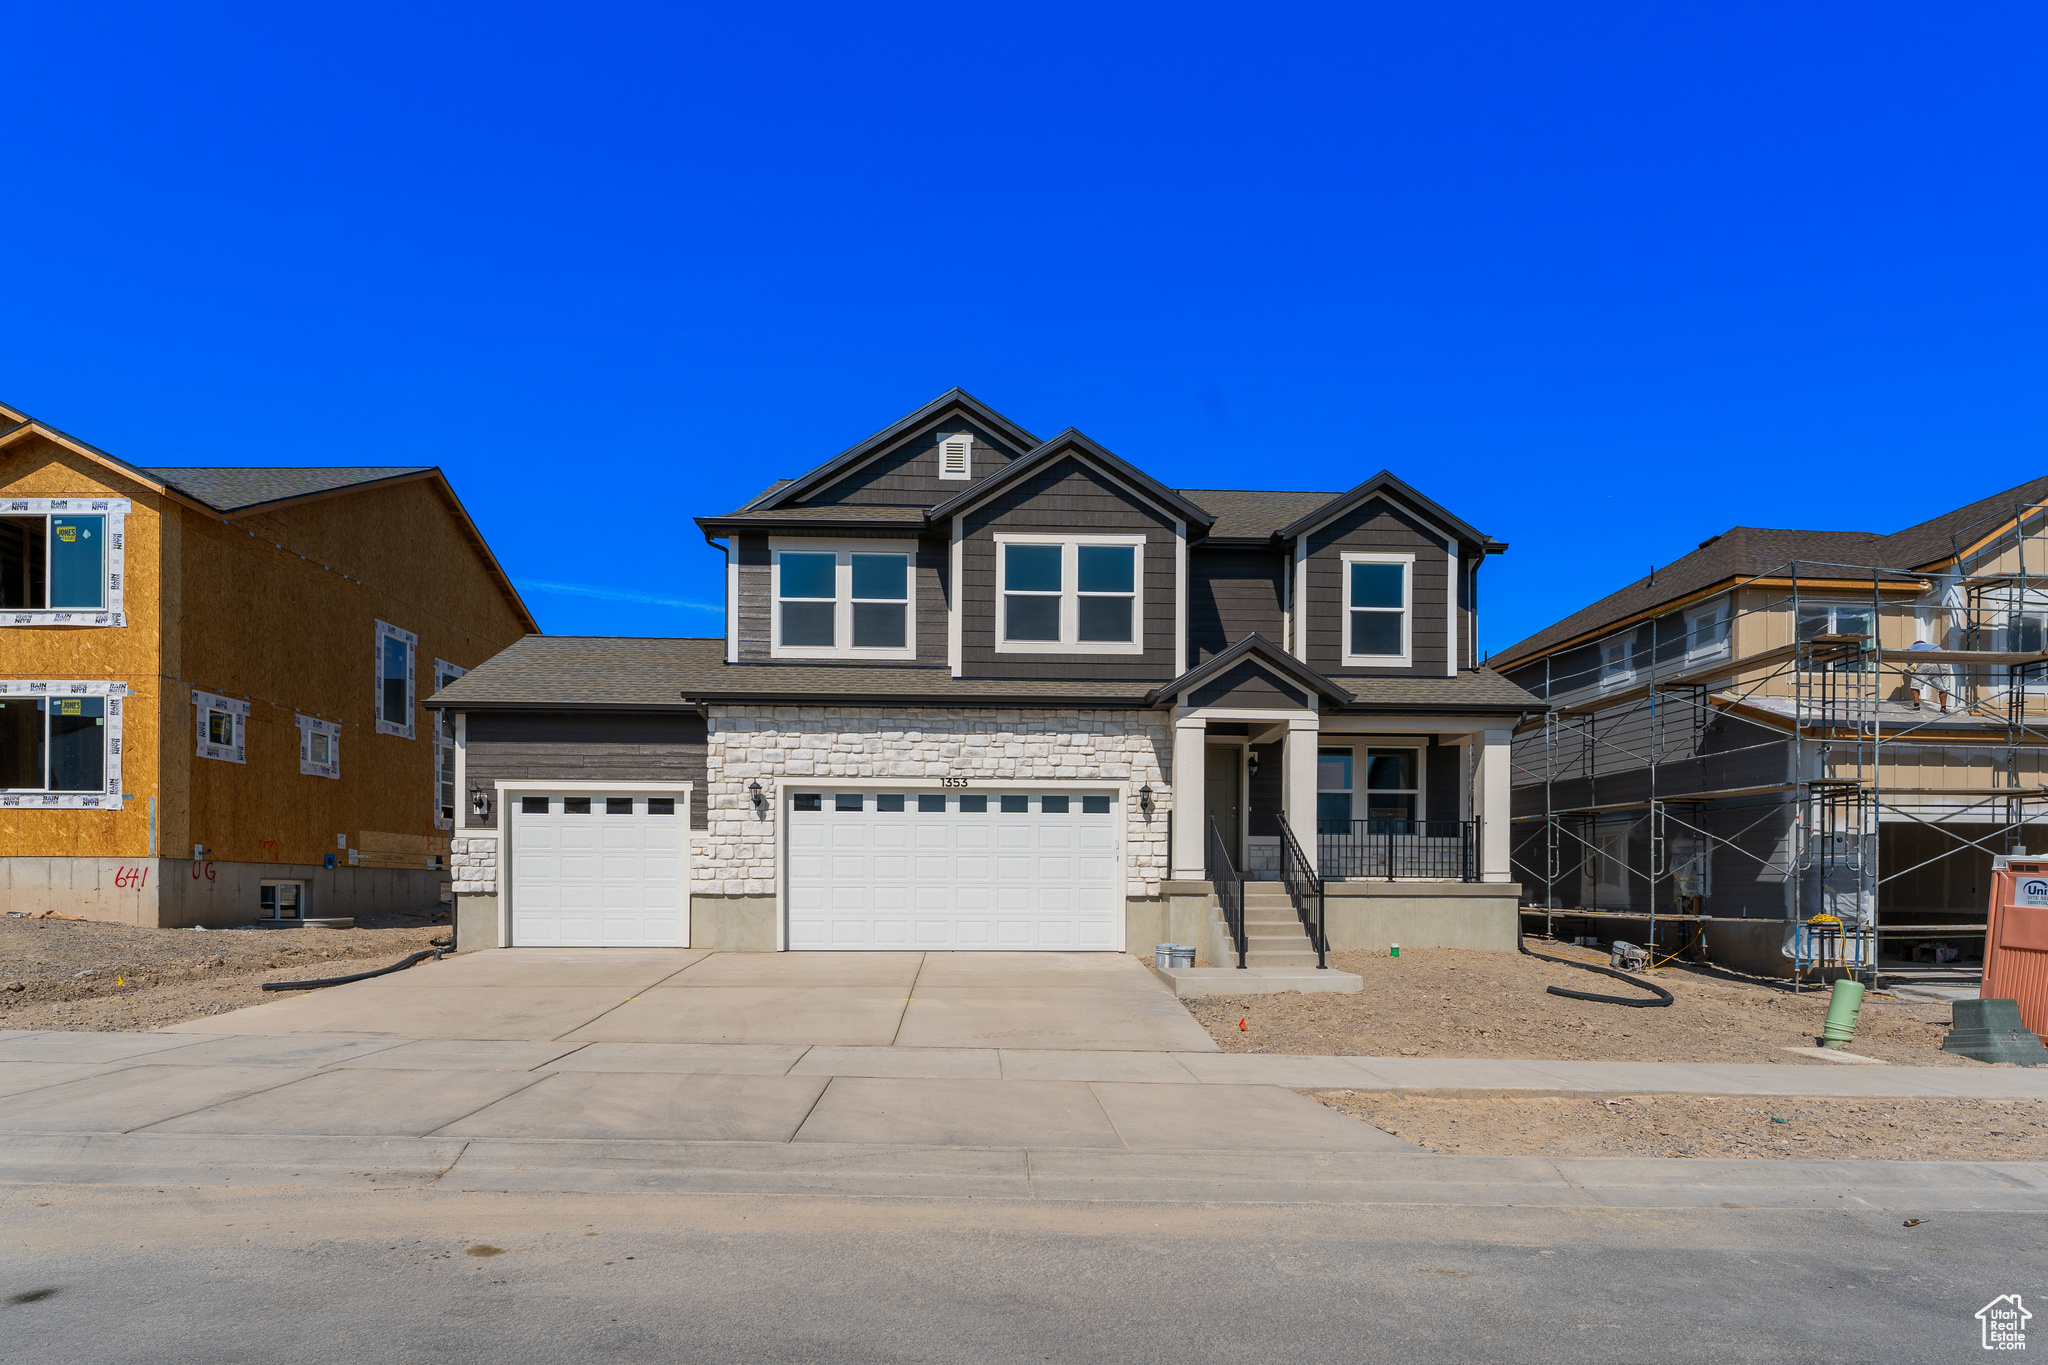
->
[193,689,250,765]
[297,713,341,780]
[374,621,418,738]
[0,682,127,808]
[0,498,128,627]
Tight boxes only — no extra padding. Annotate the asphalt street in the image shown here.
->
[3,1184,2040,1364]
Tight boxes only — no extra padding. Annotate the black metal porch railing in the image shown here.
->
[1275,813,1327,969]
[1206,815,1247,969]
[1317,819,1477,882]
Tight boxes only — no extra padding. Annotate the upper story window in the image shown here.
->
[772,540,915,659]
[375,621,417,738]
[937,434,973,480]
[1340,552,1412,666]
[0,497,129,628]
[0,681,126,807]
[194,688,250,764]
[1598,631,1638,689]
[297,714,341,780]
[1796,602,1874,672]
[1684,599,1731,663]
[995,535,1143,654]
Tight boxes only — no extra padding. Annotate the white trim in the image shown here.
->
[296,713,342,779]
[493,779,696,948]
[453,711,467,824]
[1339,550,1414,668]
[771,775,1131,955]
[768,537,918,661]
[1684,597,1731,664]
[0,678,128,807]
[0,496,130,628]
[1597,630,1638,690]
[1292,539,1308,661]
[191,688,250,765]
[1445,541,1457,678]
[1173,519,1187,677]
[1281,553,1294,656]
[724,543,739,664]
[374,620,418,739]
[949,516,964,677]
[431,660,468,826]
[992,533,1146,655]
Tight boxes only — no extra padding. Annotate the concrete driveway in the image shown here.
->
[155,949,1219,1053]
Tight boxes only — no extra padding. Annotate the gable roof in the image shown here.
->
[753,388,1042,510]
[145,466,434,512]
[928,428,1217,528]
[1277,470,1504,551]
[1143,633,1353,707]
[1878,472,2048,570]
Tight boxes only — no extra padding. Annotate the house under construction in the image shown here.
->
[1489,476,2048,981]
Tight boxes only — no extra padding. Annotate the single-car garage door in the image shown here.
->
[786,789,1121,950]
[511,792,687,946]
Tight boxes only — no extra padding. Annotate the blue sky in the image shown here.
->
[5,4,2043,656]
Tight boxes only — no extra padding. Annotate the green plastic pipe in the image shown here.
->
[1821,979,1866,1047]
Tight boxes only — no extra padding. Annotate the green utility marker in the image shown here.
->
[1390,943,1400,959]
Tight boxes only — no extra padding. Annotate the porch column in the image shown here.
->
[1281,716,1321,872]
[1171,717,1208,879]
[1475,725,1513,882]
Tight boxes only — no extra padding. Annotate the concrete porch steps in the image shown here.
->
[1162,883,1363,993]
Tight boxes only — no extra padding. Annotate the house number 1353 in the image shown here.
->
[940,777,970,788]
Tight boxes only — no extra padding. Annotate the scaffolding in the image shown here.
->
[1509,502,2048,984]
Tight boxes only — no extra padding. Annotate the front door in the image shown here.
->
[1204,745,1242,869]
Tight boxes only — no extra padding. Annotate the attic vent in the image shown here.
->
[938,434,972,480]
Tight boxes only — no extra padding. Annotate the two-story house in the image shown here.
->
[1493,475,2048,979]
[0,399,537,926]
[428,390,1538,963]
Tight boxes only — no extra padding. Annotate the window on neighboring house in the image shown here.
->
[1598,631,1638,688]
[1340,553,1411,665]
[996,537,1142,652]
[1796,602,1874,672]
[191,688,249,765]
[297,714,340,780]
[1684,599,1731,662]
[0,693,110,794]
[374,621,417,737]
[937,433,973,480]
[0,511,104,610]
[772,542,915,658]
[1588,828,1630,906]
[434,661,468,824]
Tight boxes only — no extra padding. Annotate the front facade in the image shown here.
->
[432,391,1535,958]
[0,400,537,925]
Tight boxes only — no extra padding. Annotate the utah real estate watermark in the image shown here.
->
[1978,1294,2031,1351]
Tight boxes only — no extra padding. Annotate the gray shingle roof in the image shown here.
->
[1177,489,1339,540]
[1879,473,2048,570]
[146,466,431,512]
[428,635,1538,713]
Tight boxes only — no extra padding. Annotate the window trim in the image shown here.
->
[769,538,918,661]
[192,687,250,765]
[992,533,1146,655]
[374,620,417,738]
[297,713,341,780]
[0,679,127,807]
[1316,743,1424,831]
[0,497,130,628]
[1684,598,1731,663]
[433,660,467,825]
[1339,551,1414,667]
[1597,630,1639,690]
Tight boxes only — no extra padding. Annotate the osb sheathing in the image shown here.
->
[3,438,532,870]
[0,435,167,859]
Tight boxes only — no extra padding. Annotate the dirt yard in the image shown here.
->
[1307,1090,2048,1161]
[1186,945,1973,1065]
[0,912,449,1032]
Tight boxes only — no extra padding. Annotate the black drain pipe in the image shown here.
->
[261,947,446,992]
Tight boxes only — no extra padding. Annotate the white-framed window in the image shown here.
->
[770,539,917,659]
[1684,599,1731,663]
[0,680,126,807]
[994,534,1144,654]
[1339,551,1412,666]
[297,714,340,779]
[0,497,129,628]
[192,688,250,765]
[937,433,973,480]
[433,660,467,824]
[1796,602,1875,672]
[375,620,417,737]
[1598,631,1638,689]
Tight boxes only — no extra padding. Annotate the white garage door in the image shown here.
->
[786,789,1121,950]
[511,792,687,947]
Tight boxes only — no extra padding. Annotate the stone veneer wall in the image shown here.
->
[448,705,1178,903]
[700,705,1173,897]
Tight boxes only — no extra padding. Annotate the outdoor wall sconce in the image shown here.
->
[1246,751,1260,778]
[469,786,491,821]
[749,780,768,816]
[1138,784,1153,816]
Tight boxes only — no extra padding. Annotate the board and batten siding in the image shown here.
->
[1187,548,1286,666]
[1302,497,1453,676]
[957,455,1179,681]
[801,426,1024,507]
[463,711,708,830]
[732,532,950,664]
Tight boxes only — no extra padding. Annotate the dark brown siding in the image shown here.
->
[1187,660,1309,710]
[464,711,708,830]
[958,455,1180,680]
[1426,743,1462,823]
[1303,496,1452,676]
[733,533,947,665]
[803,424,1024,508]
[1188,548,1285,666]
[1247,741,1283,836]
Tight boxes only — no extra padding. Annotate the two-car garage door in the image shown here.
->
[786,789,1122,950]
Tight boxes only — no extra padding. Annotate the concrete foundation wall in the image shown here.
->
[691,895,777,952]
[454,893,499,951]
[1322,881,1521,952]
[0,856,442,927]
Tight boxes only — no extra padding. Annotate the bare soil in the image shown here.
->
[1306,1090,2048,1161]
[1186,945,1974,1065]
[0,912,449,1032]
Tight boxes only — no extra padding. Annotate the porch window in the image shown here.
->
[772,541,916,658]
[996,537,1143,653]
[1316,748,1352,833]
[1340,552,1411,665]
[1318,746,1420,833]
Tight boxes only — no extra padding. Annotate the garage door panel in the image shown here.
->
[511,794,690,948]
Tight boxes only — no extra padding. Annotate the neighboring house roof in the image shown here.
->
[1879,472,2048,570]
[1176,488,1338,541]
[144,466,433,512]
[755,388,1042,510]
[926,429,1218,529]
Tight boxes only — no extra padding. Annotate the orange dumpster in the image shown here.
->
[1986,856,2048,1036]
